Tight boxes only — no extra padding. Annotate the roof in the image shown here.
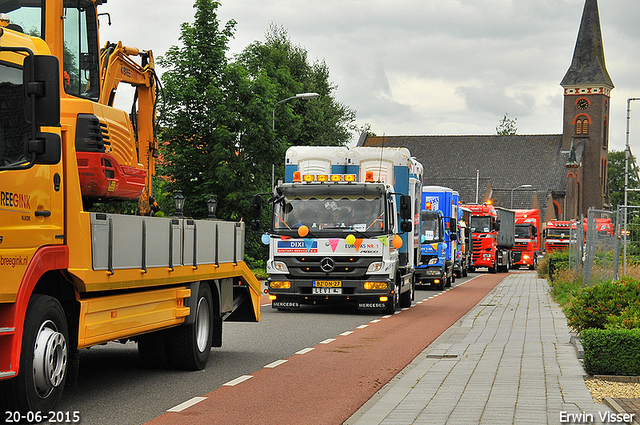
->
[560,0,614,88]
[362,134,570,220]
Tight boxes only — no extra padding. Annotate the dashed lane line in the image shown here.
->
[167,397,207,412]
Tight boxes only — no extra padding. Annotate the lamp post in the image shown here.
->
[510,184,533,209]
[207,194,217,219]
[272,92,319,130]
[173,190,185,217]
[623,98,640,275]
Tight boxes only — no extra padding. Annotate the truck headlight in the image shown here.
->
[269,260,289,273]
[367,261,384,273]
[428,258,438,265]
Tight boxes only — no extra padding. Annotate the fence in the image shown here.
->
[564,206,640,285]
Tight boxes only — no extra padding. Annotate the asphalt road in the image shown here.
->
[55,273,485,424]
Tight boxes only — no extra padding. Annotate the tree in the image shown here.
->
[496,113,517,135]
[235,24,357,175]
[156,2,357,267]
[607,150,640,209]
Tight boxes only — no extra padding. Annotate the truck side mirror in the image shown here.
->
[23,54,61,164]
[493,222,501,231]
[532,226,538,237]
[23,55,60,127]
[399,195,412,220]
[251,194,262,231]
[400,220,412,233]
[450,232,457,241]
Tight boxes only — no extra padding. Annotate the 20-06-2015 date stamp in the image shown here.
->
[5,411,80,423]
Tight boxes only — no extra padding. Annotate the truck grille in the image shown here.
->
[513,242,528,252]
[277,256,381,278]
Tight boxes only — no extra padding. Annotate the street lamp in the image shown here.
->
[623,98,640,275]
[173,190,185,217]
[272,92,320,130]
[510,184,533,209]
[207,194,217,219]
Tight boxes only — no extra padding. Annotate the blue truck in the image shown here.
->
[414,186,458,290]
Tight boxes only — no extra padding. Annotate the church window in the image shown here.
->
[575,116,589,135]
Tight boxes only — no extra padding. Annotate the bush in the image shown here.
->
[582,328,640,376]
[606,305,640,330]
[564,277,640,332]
[538,250,570,282]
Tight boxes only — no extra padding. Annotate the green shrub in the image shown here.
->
[606,305,640,330]
[582,328,640,376]
[564,277,640,332]
[538,250,570,282]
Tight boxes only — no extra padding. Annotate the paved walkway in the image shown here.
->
[346,273,614,425]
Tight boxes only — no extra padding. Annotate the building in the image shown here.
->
[361,0,613,222]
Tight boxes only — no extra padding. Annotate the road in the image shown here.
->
[55,272,501,424]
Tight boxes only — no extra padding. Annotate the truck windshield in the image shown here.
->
[470,216,491,233]
[515,224,532,238]
[421,217,440,243]
[1,0,101,100]
[0,62,28,166]
[1,1,43,38]
[272,196,386,236]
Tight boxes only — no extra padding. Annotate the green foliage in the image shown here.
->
[606,305,640,330]
[156,2,357,268]
[496,113,517,135]
[582,328,640,376]
[564,278,640,332]
[538,250,570,282]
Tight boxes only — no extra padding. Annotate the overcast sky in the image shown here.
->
[100,0,640,152]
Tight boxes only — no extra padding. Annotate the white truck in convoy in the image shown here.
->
[253,146,423,313]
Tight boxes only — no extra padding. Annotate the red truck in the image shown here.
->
[544,220,572,253]
[544,218,613,253]
[463,203,515,273]
[512,209,542,270]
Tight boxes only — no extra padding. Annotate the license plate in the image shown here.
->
[312,287,342,294]
[314,280,342,287]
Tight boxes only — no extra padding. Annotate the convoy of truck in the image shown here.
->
[0,0,261,413]
[1,0,584,417]
[254,146,423,313]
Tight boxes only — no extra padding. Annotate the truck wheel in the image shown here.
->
[0,295,69,413]
[166,284,213,370]
[385,280,400,314]
[400,281,413,308]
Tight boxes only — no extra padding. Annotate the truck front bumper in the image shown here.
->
[413,266,444,286]
[267,277,393,310]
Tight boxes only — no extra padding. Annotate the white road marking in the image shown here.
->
[167,397,207,412]
[223,375,253,386]
[264,359,288,368]
[295,347,315,355]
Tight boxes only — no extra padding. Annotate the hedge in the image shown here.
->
[582,328,640,376]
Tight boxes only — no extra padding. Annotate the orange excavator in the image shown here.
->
[76,39,160,214]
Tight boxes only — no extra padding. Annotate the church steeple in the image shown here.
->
[561,0,614,89]
[559,0,613,218]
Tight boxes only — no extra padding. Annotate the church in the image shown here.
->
[360,0,613,222]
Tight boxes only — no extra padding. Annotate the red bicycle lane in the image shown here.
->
[147,273,507,425]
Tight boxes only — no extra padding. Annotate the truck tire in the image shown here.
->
[385,279,400,314]
[166,283,214,370]
[400,281,413,308]
[0,295,68,413]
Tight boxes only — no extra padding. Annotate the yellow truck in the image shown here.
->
[0,0,261,413]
